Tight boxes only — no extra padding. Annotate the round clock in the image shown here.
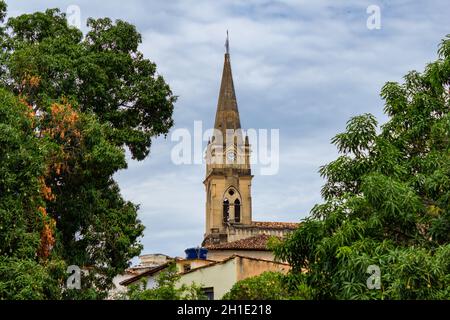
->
[227,151,235,162]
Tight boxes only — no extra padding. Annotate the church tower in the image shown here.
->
[204,33,253,243]
[202,34,298,257]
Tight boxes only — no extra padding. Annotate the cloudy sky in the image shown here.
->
[6,0,450,258]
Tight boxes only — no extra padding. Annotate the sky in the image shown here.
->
[5,0,450,259]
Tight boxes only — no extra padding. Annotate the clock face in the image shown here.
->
[227,152,235,162]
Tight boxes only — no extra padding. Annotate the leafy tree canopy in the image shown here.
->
[1,4,176,160]
[223,272,312,300]
[0,87,65,299]
[0,1,175,299]
[274,35,450,300]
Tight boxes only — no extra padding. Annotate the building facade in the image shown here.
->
[177,255,290,300]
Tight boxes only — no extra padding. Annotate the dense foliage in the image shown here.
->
[273,35,450,299]
[0,2,175,299]
[0,88,65,299]
[222,272,312,300]
[1,6,175,160]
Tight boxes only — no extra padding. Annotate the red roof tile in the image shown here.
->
[180,254,290,275]
[204,234,277,251]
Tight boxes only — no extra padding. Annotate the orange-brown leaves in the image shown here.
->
[46,102,80,141]
[21,73,41,88]
[39,177,55,202]
[37,179,56,259]
[33,103,83,259]
[43,102,82,177]
[34,103,84,259]
[37,206,56,259]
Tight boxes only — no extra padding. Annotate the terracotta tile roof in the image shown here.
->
[252,221,299,230]
[180,254,290,275]
[204,234,277,251]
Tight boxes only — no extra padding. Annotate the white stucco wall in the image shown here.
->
[176,258,237,300]
[144,275,158,290]
[175,259,213,272]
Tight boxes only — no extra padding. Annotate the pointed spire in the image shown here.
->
[214,31,241,136]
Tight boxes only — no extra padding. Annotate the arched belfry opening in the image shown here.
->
[223,198,230,223]
[234,199,241,223]
[223,187,242,224]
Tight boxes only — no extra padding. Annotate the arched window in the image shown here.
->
[223,199,230,223]
[234,199,241,223]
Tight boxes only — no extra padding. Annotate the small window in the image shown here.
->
[183,264,191,273]
[202,287,214,300]
[228,189,235,196]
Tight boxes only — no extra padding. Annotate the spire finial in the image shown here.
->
[215,29,240,133]
[225,30,230,54]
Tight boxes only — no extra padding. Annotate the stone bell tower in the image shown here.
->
[204,33,253,243]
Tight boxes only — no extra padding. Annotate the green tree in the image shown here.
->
[274,35,450,300]
[123,263,205,300]
[1,7,176,160]
[0,88,65,299]
[42,100,145,299]
[0,1,175,299]
[222,272,313,300]
[0,86,144,299]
